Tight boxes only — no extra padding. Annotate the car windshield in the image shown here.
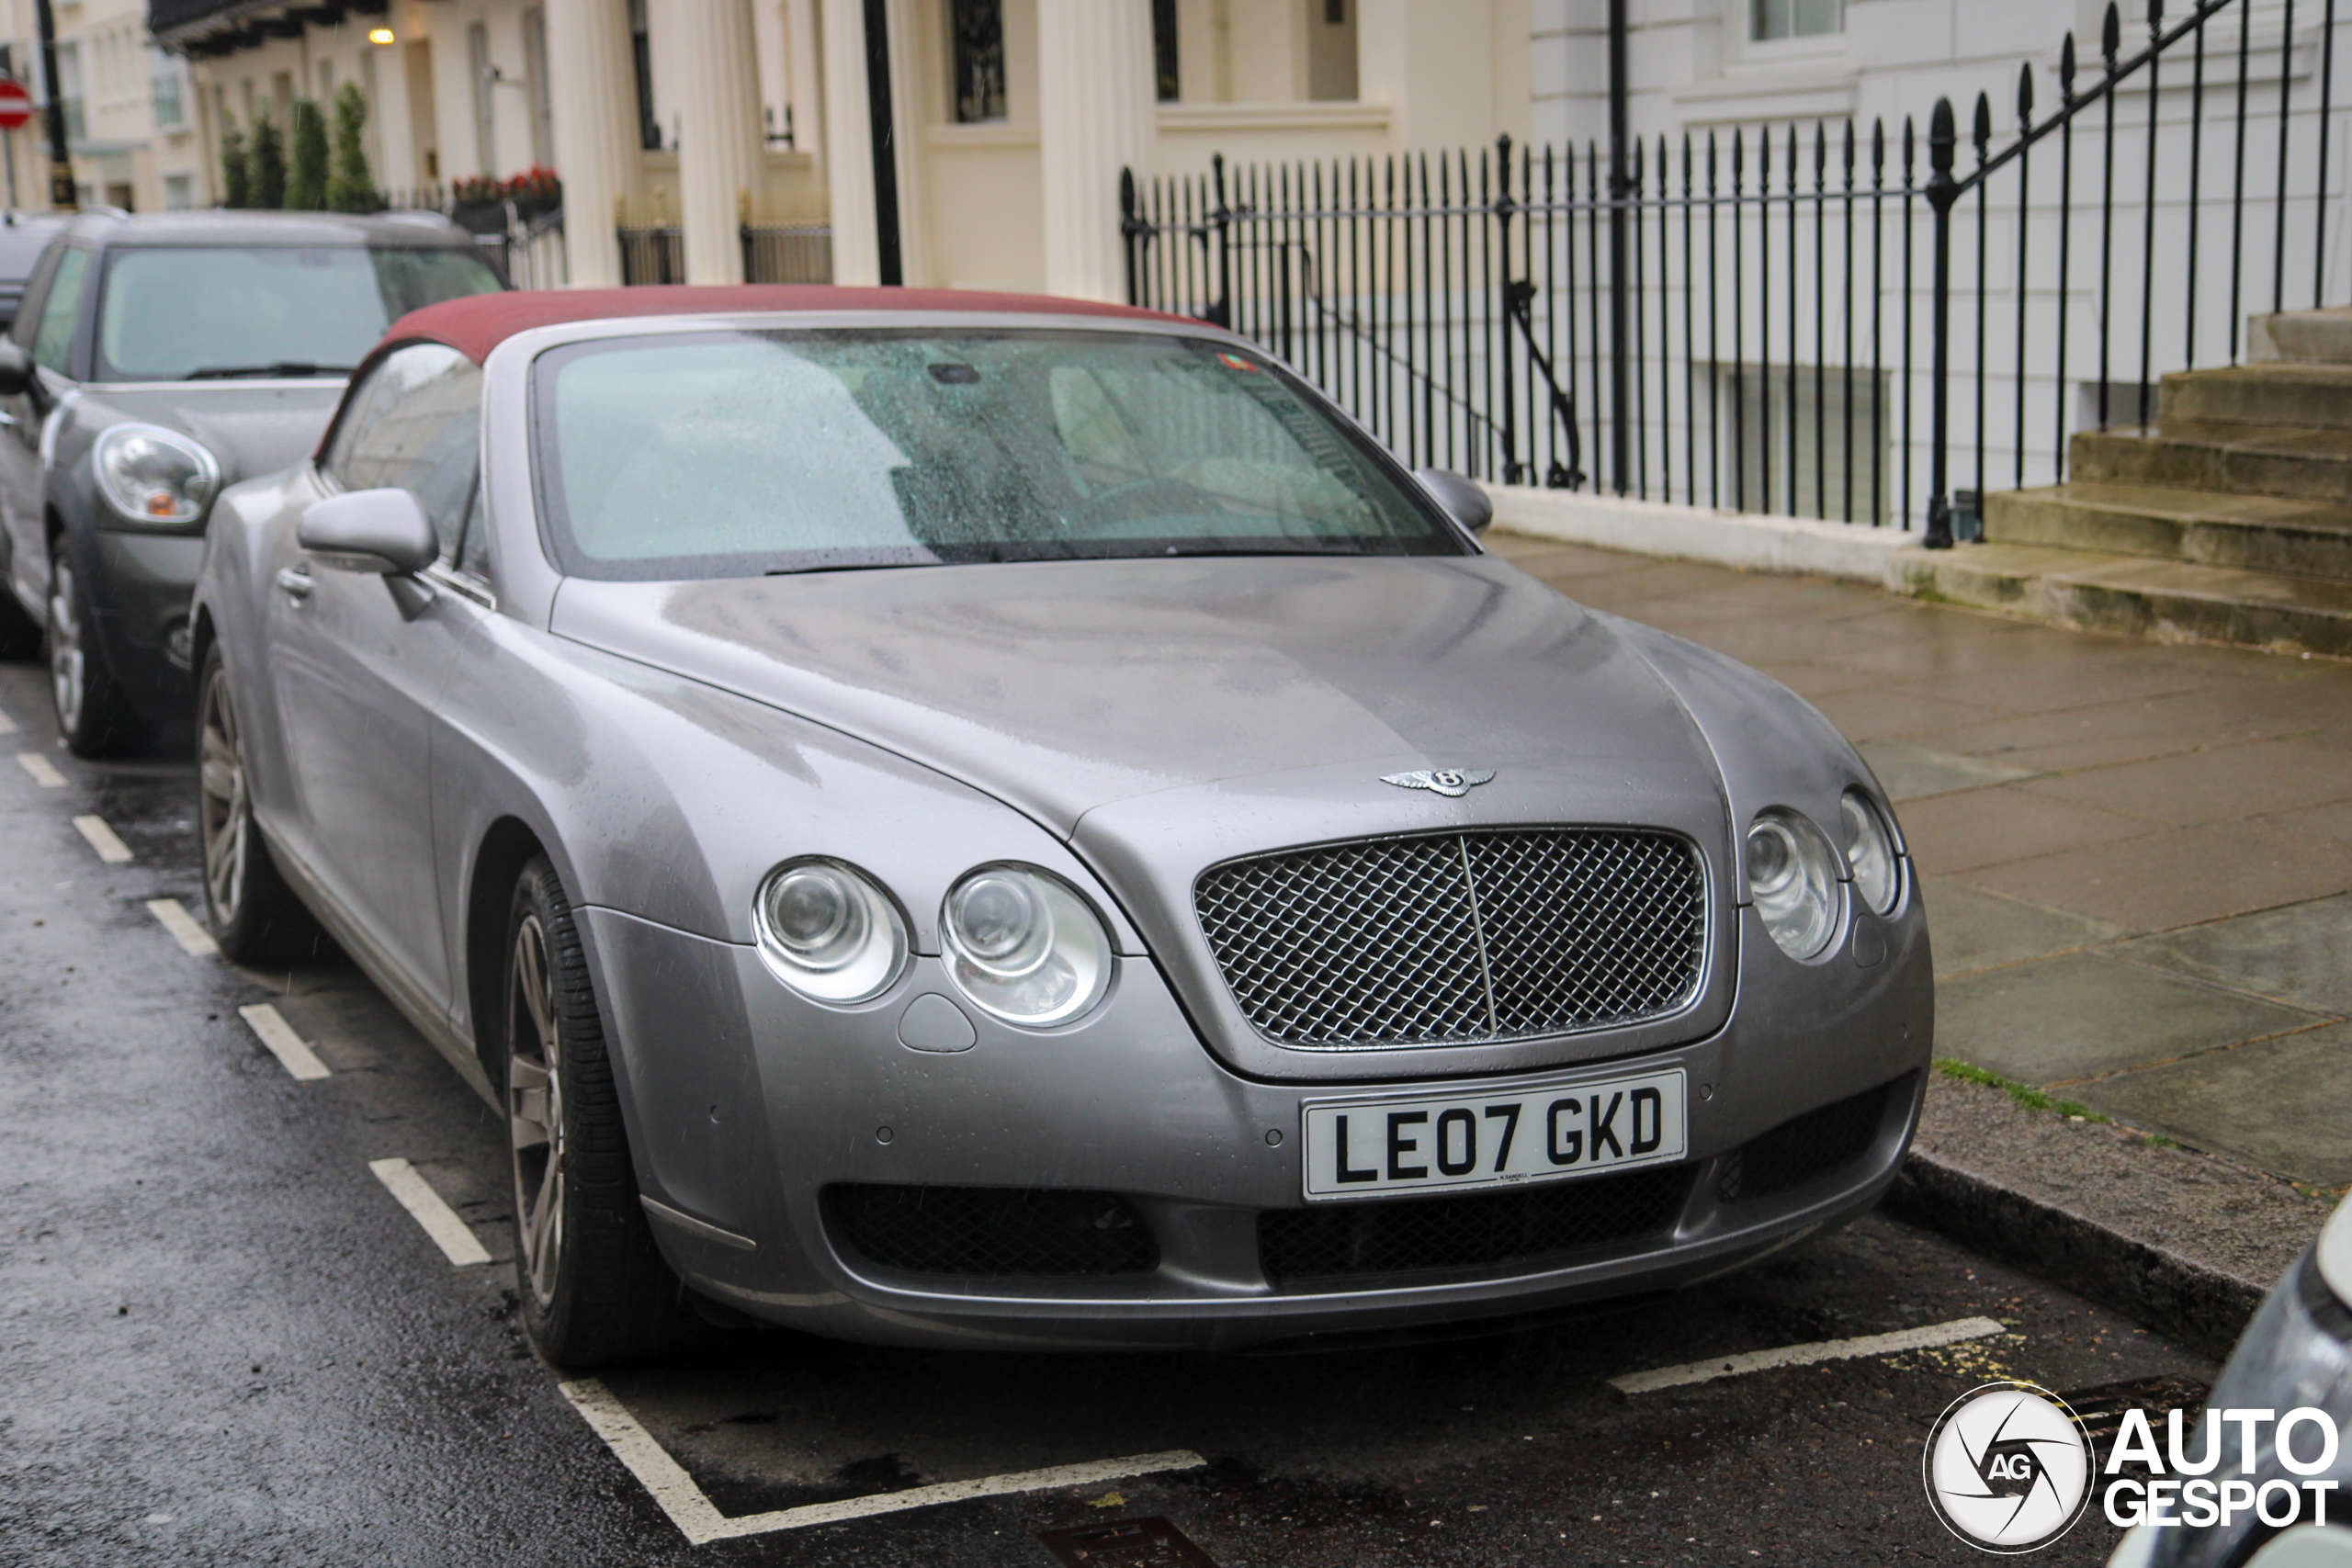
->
[532,329,1465,579]
[94,244,503,382]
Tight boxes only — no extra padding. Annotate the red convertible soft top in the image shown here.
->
[379,285,1189,367]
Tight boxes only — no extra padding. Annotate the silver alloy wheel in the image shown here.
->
[198,666,248,925]
[48,558,84,734]
[508,913,567,1308]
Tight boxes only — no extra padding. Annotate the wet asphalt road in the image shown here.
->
[0,653,2218,1568]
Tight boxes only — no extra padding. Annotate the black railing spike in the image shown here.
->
[1925,97,1960,550]
[1844,117,1856,173]
[1872,115,1884,173]
[1817,118,1828,176]
[2061,32,2077,98]
[1973,92,1994,155]
[2102,2,2120,63]
[2018,62,2036,125]
[2148,0,2164,32]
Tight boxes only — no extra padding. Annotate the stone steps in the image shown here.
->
[1986,479,2352,582]
[2074,423,2352,505]
[1893,541,2352,658]
[2155,361,2352,430]
[2250,306,2352,364]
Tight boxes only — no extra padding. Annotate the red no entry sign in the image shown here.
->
[0,78,32,131]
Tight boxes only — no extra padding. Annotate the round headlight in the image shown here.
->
[1839,790,1901,916]
[941,865,1113,1026]
[95,423,220,526]
[1747,808,1841,960]
[752,857,907,1003]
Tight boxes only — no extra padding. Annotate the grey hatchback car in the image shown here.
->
[0,210,503,753]
[191,286,1932,1369]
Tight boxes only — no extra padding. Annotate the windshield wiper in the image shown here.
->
[183,362,354,380]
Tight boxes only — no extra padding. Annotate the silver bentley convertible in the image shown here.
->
[190,286,1932,1367]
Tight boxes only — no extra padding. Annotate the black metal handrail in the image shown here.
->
[1122,0,2343,545]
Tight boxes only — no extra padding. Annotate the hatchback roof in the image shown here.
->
[379,284,1190,366]
[62,209,481,250]
[0,212,68,280]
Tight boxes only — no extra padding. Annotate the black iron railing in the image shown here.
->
[1121,0,2344,544]
[616,221,834,286]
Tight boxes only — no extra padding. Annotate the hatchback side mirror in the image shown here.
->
[300,488,437,576]
[1414,468,1493,535]
[0,338,31,399]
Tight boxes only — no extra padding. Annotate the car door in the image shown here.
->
[0,243,86,616]
[263,343,490,1014]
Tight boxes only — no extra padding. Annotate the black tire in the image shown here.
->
[196,646,323,964]
[0,577,39,659]
[48,548,149,757]
[504,854,691,1369]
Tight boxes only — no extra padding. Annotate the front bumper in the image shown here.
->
[581,885,1933,1352]
[81,526,204,710]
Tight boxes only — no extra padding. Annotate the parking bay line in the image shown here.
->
[559,1377,1206,1546]
[145,898,220,958]
[366,1158,492,1267]
[1608,1315,2010,1395]
[0,703,14,733]
[239,1003,328,1080]
[72,815,132,863]
[16,750,63,787]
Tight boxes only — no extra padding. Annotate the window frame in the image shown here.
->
[319,339,491,582]
[1746,0,1847,49]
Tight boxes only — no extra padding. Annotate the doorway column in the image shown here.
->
[546,0,637,287]
[1036,0,1155,302]
[672,0,763,284]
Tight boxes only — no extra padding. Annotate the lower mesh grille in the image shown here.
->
[1259,1165,1694,1287]
[824,1185,1159,1277]
[1715,1080,1897,1205]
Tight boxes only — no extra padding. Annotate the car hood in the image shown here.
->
[74,382,345,486]
[548,554,1731,840]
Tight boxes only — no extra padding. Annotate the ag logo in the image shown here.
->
[1922,1382,2095,1553]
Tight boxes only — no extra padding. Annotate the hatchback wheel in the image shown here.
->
[196,647,320,963]
[506,854,688,1368]
[49,554,146,757]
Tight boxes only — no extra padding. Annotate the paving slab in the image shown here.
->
[1852,738,2039,800]
[2017,734,2352,827]
[2117,892,2352,1014]
[2075,1024,2352,1188]
[1967,817,2352,931]
[1894,784,2156,875]
[1934,950,2325,1083]
[1921,877,2126,980]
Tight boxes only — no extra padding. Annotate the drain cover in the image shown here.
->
[1037,1516,1219,1566]
[2054,1374,2211,1450]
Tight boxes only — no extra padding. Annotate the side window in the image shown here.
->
[457,472,492,580]
[29,247,90,376]
[9,244,62,349]
[322,342,481,563]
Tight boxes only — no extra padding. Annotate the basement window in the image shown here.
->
[950,0,1006,124]
[1752,0,1844,41]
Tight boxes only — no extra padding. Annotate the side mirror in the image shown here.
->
[0,338,30,399]
[299,488,437,576]
[1414,468,1493,535]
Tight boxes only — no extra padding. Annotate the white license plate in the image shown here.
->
[1300,1069,1687,1201]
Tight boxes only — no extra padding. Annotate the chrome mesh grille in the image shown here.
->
[1193,829,1706,1048]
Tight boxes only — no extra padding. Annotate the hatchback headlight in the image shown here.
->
[941,865,1113,1026]
[1839,790,1902,915]
[1747,808,1841,960]
[752,857,908,1003]
[95,423,220,526]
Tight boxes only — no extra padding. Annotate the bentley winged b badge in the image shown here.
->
[1381,768,1497,798]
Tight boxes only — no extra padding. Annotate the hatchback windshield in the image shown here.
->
[533,330,1464,579]
[96,245,503,382]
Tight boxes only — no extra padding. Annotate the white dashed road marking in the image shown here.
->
[72,815,131,863]
[240,1003,328,1080]
[367,1158,492,1267]
[145,898,219,957]
[16,750,63,786]
[0,703,15,733]
[1608,1316,2010,1394]
[559,1377,1205,1544]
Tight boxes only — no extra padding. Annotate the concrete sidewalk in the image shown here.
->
[1490,530,2352,1196]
